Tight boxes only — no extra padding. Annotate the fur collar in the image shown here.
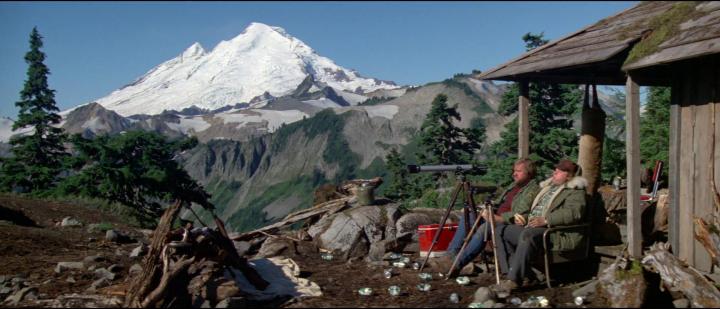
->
[539,176,588,190]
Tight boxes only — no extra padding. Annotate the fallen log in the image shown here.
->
[596,249,646,308]
[232,197,350,242]
[642,242,720,308]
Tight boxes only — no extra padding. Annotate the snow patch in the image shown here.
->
[165,117,212,134]
[216,109,308,133]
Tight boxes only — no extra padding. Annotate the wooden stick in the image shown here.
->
[487,204,501,284]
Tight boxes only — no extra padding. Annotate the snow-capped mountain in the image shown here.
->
[93,22,399,116]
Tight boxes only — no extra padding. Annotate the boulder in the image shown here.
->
[55,262,85,274]
[473,287,496,304]
[255,237,295,259]
[61,217,82,227]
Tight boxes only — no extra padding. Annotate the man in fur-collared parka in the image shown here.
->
[495,159,588,290]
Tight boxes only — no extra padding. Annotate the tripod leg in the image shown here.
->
[487,205,502,284]
[419,181,463,272]
[446,210,483,278]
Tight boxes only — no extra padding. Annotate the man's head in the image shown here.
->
[551,159,578,185]
[512,158,536,185]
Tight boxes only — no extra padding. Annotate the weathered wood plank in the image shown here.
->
[518,81,529,159]
[660,19,720,49]
[678,72,696,265]
[514,39,633,67]
[693,63,715,272]
[626,75,642,258]
[498,45,628,78]
[669,79,681,256]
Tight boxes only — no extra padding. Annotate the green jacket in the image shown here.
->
[494,179,540,224]
[529,176,589,252]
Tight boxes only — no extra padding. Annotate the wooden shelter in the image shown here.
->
[478,1,720,271]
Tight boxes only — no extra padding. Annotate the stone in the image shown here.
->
[4,286,37,306]
[215,296,248,307]
[308,205,391,259]
[130,244,147,258]
[55,262,85,274]
[88,278,110,291]
[66,277,76,283]
[129,264,143,276]
[395,212,434,241]
[473,287,496,304]
[61,217,82,227]
[108,264,123,273]
[105,229,119,242]
[572,280,598,297]
[255,237,294,259]
[672,298,690,308]
[83,255,105,264]
[233,241,251,257]
[94,268,116,281]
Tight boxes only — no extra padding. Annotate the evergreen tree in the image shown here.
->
[0,27,67,193]
[57,131,211,219]
[639,87,670,175]
[417,94,485,165]
[484,32,582,183]
[384,148,412,200]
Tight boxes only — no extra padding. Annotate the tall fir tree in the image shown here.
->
[384,148,413,200]
[417,94,485,166]
[483,32,582,184]
[1,27,67,193]
[639,86,670,175]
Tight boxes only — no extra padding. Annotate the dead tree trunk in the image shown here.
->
[596,251,646,308]
[642,242,720,308]
[125,200,183,307]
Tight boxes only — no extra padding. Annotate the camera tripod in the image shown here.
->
[418,173,480,272]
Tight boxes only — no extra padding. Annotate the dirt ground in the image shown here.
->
[1,194,610,308]
[285,250,608,308]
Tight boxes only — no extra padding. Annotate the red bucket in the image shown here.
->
[418,223,458,257]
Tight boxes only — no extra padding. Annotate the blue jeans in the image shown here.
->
[447,212,496,269]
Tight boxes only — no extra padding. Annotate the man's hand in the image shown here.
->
[527,217,547,228]
[481,209,504,223]
[513,213,526,226]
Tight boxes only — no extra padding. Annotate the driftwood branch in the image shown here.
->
[140,254,196,308]
[232,197,350,242]
[642,242,720,308]
[695,218,720,266]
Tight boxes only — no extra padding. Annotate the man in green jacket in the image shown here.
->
[496,159,588,290]
[433,158,540,276]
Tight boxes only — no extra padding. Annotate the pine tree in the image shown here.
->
[417,94,485,165]
[639,86,670,174]
[484,32,582,183]
[0,27,67,193]
[384,148,411,200]
[57,131,211,219]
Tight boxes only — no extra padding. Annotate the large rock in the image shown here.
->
[307,204,401,260]
[61,217,82,227]
[55,262,85,274]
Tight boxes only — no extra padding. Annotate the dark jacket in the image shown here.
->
[528,176,588,251]
[495,179,541,224]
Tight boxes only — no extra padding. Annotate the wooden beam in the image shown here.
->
[626,75,642,258]
[518,81,530,158]
[669,83,681,256]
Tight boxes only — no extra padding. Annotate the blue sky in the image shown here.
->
[0,1,636,118]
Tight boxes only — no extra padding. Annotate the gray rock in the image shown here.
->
[234,241,251,257]
[88,278,110,291]
[309,205,391,258]
[94,268,116,281]
[572,280,598,297]
[395,213,434,241]
[105,229,119,242]
[4,286,37,306]
[83,255,105,264]
[130,244,147,258]
[108,264,123,273]
[129,264,143,276]
[255,237,292,258]
[61,217,82,227]
[66,277,76,283]
[672,298,690,308]
[473,287,496,304]
[215,297,248,308]
[482,300,496,308]
[55,262,85,274]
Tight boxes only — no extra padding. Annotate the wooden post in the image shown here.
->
[626,75,642,258]
[519,80,530,158]
[669,84,680,256]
